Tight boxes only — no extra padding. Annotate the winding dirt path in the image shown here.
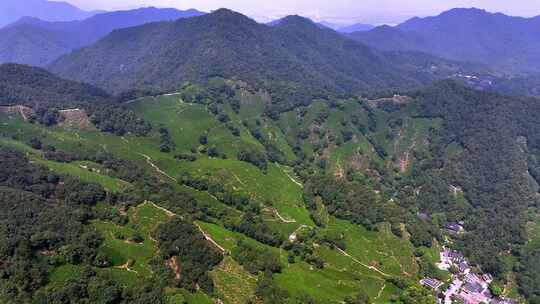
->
[141,201,225,253]
[336,247,391,277]
[195,223,226,253]
[114,262,138,274]
[273,209,296,223]
[145,201,176,218]
[232,173,246,186]
[375,284,386,300]
[280,165,303,188]
[139,153,177,182]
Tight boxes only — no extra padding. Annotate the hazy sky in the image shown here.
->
[66,0,540,24]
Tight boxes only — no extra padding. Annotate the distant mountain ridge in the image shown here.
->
[268,19,375,33]
[349,8,540,74]
[49,9,472,110]
[337,23,375,33]
[0,0,102,27]
[0,7,206,66]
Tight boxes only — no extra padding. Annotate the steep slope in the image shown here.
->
[0,63,153,135]
[1,75,537,303]
[350,8,540,73]
[0,7,205,66]
[0,63,109,107]
[0,0,101,27]
[0,24,73,67]
[49,9,468,109]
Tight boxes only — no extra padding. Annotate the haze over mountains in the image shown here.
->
[0,0,102,27]
[350,8,540,74]
[0,7,205,66]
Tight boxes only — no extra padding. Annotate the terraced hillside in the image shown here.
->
[0,77,442,304]
[2,75,538,303]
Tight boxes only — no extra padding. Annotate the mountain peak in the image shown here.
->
[209,8,244,18]
[278,15,317,26]
[266,15,319,28]
[200,8,257,27]
[439,7,490,17]
[273,15,326,32]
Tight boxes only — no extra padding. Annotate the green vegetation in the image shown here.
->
[1,74,538,304]
[92,202,170,278]
[49,8,469,113]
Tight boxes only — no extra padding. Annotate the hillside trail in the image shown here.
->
[375,284,386,300]
[145,201,176,218]
[279,164,303,188]
[335,247,391,277]
[399,135,418,173]
[114,262,138,274]
[123,96,149,105]
[194,223,226,253]
[123,92,180,105]
[273,209,296,223]
[139,153,177,182]
[141,201,226,253]
[377,249,408,276]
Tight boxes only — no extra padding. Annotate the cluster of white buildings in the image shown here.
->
[420,248,517,304]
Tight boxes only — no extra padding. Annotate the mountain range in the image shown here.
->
[0,0,102,27]
[0,7,205,66]
[49,9,472,107]
[349,8,540,74]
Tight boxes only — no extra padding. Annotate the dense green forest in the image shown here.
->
[0,63,109,107]
[410,82,540,292]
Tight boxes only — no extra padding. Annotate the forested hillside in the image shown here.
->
[0,64,109,106]
[49,9,474,112]
[0,63,151,135]
[410,81,540,276]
